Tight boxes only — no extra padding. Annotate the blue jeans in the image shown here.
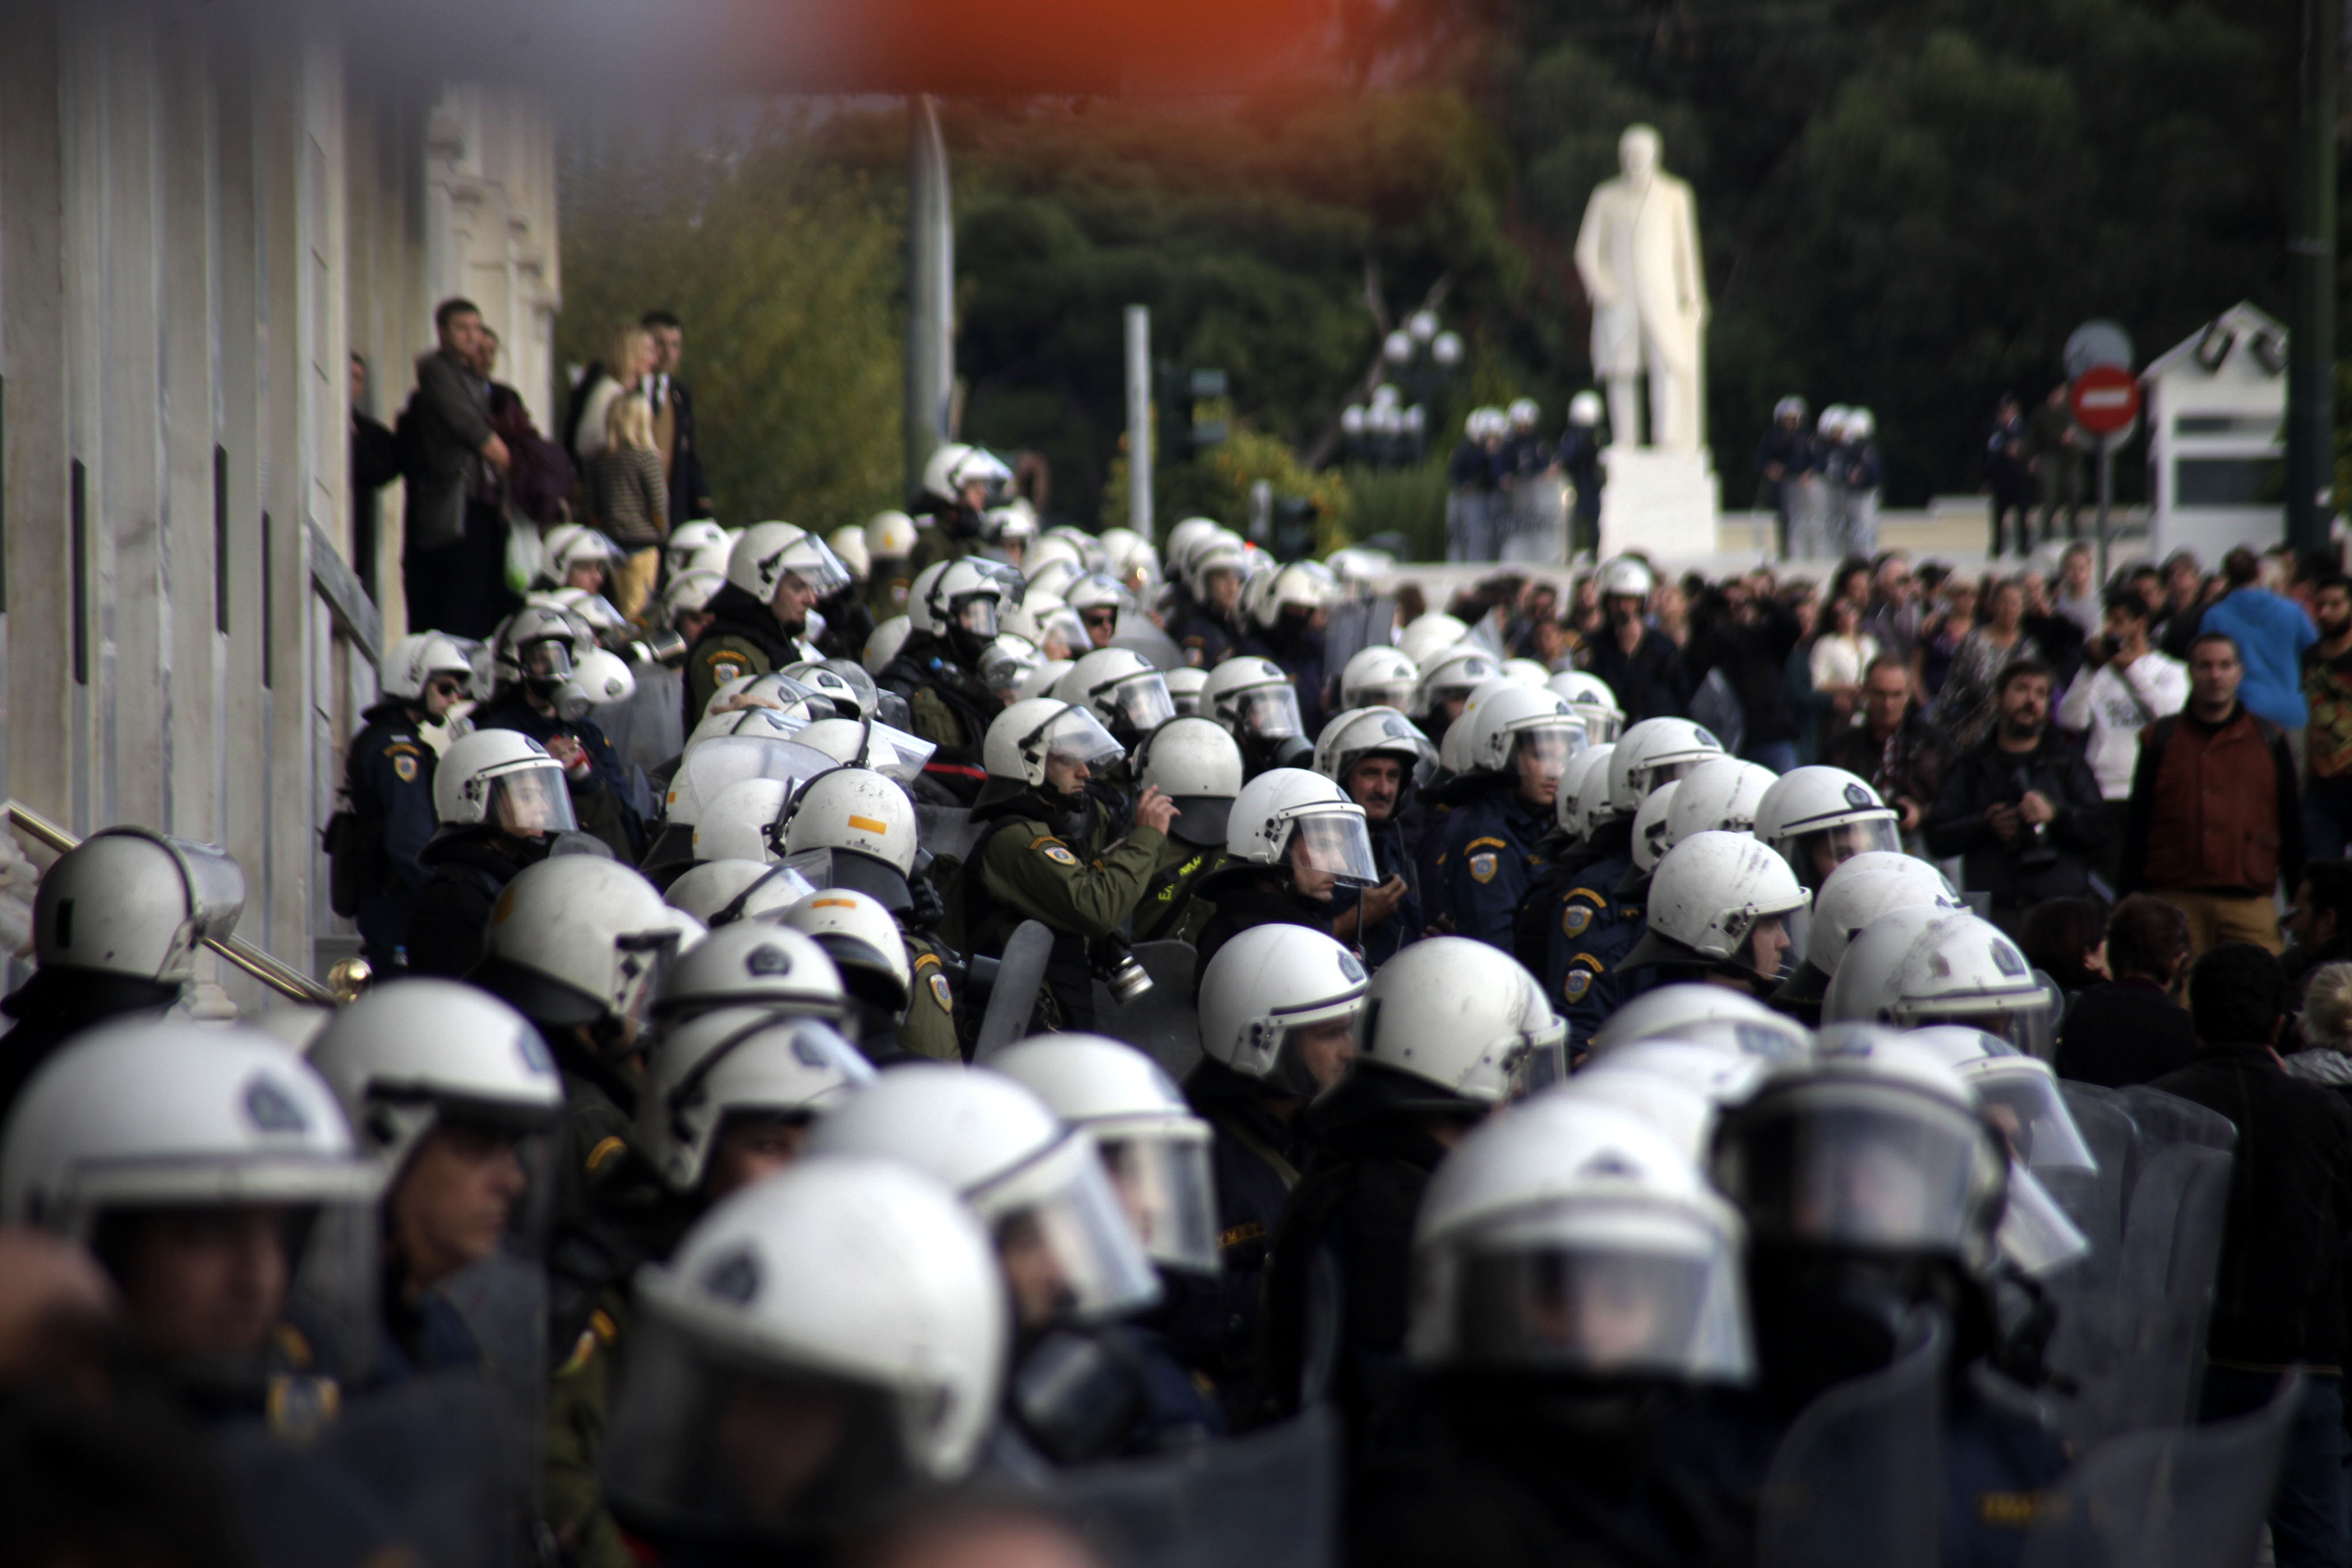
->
[2307,774,2352,864]
[2200,1367,2350,1567]
[1744,740,1800,777]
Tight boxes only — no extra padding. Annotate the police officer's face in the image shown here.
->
[1081,606,1119,648]
[566,560,608,594]
[706,1116,810,1204]
[1205,568,1242,612]
[1743,914,1792,981]
[389,1124,527,1290]
[1514,734,1565,808]
[1288,1018,1358,1092]
[115,1205,292,1362]
[1043,753,1090,795]
[770,570,820,632]
[1288,839,1336,902]
[424,673,467,721]
[1345,757,1404,823]
[996,1211,1076,1329]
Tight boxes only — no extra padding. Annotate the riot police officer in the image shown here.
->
[636,1005,872,1207]
[1315,706,1437,967]
[1623,831,1808,998]
[472,605,642,858]
[948,699,1177,1032]
[1257,937,1565,1452]
[1435,687,1585,951]
[1190,768,1380,979]
[0,828,245,1122]
[1187,924,1367,1403]
[880,559,1015,804]
[1771,855,1961,1026]
[906,442,1016,577]
[404,729,575,978]
[681,522,850,729]
[1201,655,1316,778]
[865,508,919,621]
[1235,560,1337,737]
[1753,765,1904,890]
[779,888,932,1062]
[1172,533,1249,669]
[1126,717,1242,945]
[340,632,475,970]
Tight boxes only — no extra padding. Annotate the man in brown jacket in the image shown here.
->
[2120,631,2304,955]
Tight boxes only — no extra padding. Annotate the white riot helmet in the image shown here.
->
[1054,647,1175,746]
[864,616,913,676]
[1818,404,1851,439]
[432,729,579,836]
[781,889,915,1026]
[1252,560,1338,631]
[542,525,616,584]
[921,559,1008,654]
[1546,670,1626,747]
[1223,768,1379,887]
[1623,831,1808,984]
[381,632,478,703]
[1396,613,1470,668]
[662,569,728,629]
[1339,647,1419,713]
[470,858,688,1044]
[1562,1041,1773,1160]
[694,778,797,865]
[494,604,590,696]
[982,699,1125,794]
[28,828,246,985]
[664,520,732,580]
[1778,861,1964,1011]
[921,443,1015,512]
[1709,1036,2010,1275]
[806,1065,1161,1326]
[1595,556,1654,601]
[1197,926,1369,1095]
[1752,767,1902,886]
[1456,687,1586,782]
[1182,536,1248,600]
[1063,572,1134,619]
[1162,517,1222,574]
[865,510,919,561]
[1607,719,1725,816]
[1630,781,1683,875]
[990,1034,1218,1276]
[603,1158,1008,1542]
[978,634,1045,702]
[1165,665,1209,718]
[728,522,853,605]
[1408,1095,1751,1383]
[1315,707,1438,794]
[665,860,820,930]
[1439,677,1521,778]
[555,647,638,719]
[1027,555,1084,602]
[1502,658,1552,688]
[1551,1069,1723,1164]
[638,1008,873,1194]
[1135,718,1245,847]
[1507,397,1540,429]
[826,526,872,582]
[654,922,848,1026]
[1585,983,1812,1065]
[1823,907,2057,1058]
[1663,757,1779,849]
[1567,390,1604,427]
[1016,661,1075,702]
[779,767,919,910]
[1358,937,1568,1106]
[779,659,878,722]
[1773,395,1808,424]
[1202,657,1306,747]
[1002,593,1086,662]
[1847,408,1875,442]
[1556,745,1617,838]
[1412,646,1503,722]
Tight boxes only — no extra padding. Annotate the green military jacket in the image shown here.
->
[683,632,776,728]
[974,815,1167,944]
[906,519,984,581]
[1131,833,1226,944]
[900,933,964,1061]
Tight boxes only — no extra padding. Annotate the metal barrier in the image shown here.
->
[6,801,344,1008]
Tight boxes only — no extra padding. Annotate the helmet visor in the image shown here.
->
[1350,677,1416,711]
[986,1137,1162,1327]
[521,638,575,682]
[1784,818,1903,876]
[1096,1127,1219,1276]
[860,722,938,786]
[603,1312,917,1544]
[1232,685,1304,741]
[1511,720,1589,772]
[1105,674,1176,737]
[1447,1207,1751,1382]
[952,595,1000,640]
[612,928,685,1036]
[780,541,853,598]
[1506,1024,1570,1100]
[1722,1087,1995,1258]
[1287,809,1381,888]
[489,768,581,836]
[1038,707,1126,774]
[1575,708,1624,746]
[1631,755,1707,798]
[1995,1159,2092,1278]
[163,836,250,943]
[1913,993,2057,1064]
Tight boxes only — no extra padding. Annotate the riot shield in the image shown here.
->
[2107,1139,2231,1434]
[2034,1084,2140,1445]
[1319,597,1398,694]
[1756,1311,1944,1568]
[213,1371,519,1568]
[975,919,1056,1058]
[2019,1369,2301,1568]
[1091,940,1203,1080]
[1111,615,1187,674]
[915,802,981,864]
[2113,1083,2236,1155]
[435,1247,548,1525]
[1051,1403,1339,1568]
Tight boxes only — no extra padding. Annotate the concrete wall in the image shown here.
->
[0,0,559,1010]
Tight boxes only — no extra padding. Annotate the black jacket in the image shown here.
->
[399,347,492,552]
[0,970,181,1126]
[1686,598,1801,748]
[2053,978,2199,1088]
[2153,1043,2352,1370]
[1581,627,1690,725]
[1192,877,1336,993]
[1180,1057,1317,1407]
[1921,728,2107,913]
[405,831,544,978]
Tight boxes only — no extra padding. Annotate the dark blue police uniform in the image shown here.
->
[1328,816,1423,968]
[345,700,441,970]
[1435,783,1550,951]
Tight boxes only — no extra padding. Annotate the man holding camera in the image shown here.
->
[2056,588,2188,881]
[2120,632,2302,957]
[1925,658,2109,936]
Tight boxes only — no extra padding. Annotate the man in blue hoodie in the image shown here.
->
[2203,545,2319,761]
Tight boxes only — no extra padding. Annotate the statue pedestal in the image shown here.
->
[1598,447,1719,561]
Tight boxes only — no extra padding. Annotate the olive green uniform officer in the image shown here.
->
[877,559,1014,805]
[679,521,848,733]
[1128,714,1246,945]
[907,440,1013,577]
[903,934,963,1060]
[1132,834,1226,944]
[949,696,1182,1033]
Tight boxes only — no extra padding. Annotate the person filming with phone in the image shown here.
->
[1926,658,2109,936]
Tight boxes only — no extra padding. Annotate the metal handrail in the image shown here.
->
[6,801,342,1007]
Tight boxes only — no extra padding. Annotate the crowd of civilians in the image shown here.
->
[349,300,716,641]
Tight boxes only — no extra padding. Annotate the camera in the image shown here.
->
[604,624,687,670]
[1092,936,1156,1005]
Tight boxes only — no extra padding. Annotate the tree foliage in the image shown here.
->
[557,118,906,531]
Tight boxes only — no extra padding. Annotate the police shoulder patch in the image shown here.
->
[1563,968,1593,1003]
[393,753,418,783]
[929,971,955,1011]
[1562,903,1593,938]
[1041,843,1080,866]
[1468,851,1499,884]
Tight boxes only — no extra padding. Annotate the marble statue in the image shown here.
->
[1574,125,1709,453]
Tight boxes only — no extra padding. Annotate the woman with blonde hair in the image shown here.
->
[572,323,655,465]
[587,391,667,616]
[2287,962,2352,1104]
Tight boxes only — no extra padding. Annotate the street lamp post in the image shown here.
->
[1342,312,1461,469]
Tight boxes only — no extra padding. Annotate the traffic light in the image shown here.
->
[1159,365,1229,454]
